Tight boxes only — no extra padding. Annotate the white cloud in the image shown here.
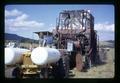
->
[5,9,45,32]
[5,9,22,17]
[94,22,114,41]
[8,27,18,31]
[12,20,44,28]
[48,24,56,31]
[15,14,28,21]
[94,22,114,32]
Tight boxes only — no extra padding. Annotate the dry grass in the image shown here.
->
[69,48,115,78]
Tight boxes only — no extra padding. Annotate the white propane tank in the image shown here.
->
[31,47,61,65]
[5,48,29,65]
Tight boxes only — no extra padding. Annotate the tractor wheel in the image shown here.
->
[52,55,70,78]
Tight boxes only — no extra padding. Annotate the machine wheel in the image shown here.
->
[12,67,22,78]
[62,55,70,78]
[52,58,65,78]
[52,55,69,78]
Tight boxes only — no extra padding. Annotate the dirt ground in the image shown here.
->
[69,48,114,78]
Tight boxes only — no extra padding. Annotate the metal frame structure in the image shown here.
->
[53,10,100,71]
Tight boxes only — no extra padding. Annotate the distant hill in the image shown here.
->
[99,40,114,48]
[5,33,24,41]
[5,33,38,43]
[106,40,114,44]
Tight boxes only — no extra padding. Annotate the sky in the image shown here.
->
[5,5,114,41]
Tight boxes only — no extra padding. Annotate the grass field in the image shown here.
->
[69,48,114,78]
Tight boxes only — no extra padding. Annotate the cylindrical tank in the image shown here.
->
[5,48,29,65]
[31,47,61,65]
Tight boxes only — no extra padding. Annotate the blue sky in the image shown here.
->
[5,5,114,41]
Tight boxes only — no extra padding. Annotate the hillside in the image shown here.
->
[99,40,114,48]
[5,33,24,41]
[5,33,38,43]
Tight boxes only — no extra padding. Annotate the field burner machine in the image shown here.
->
[5,10,100,78]
[52,10,100,71]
